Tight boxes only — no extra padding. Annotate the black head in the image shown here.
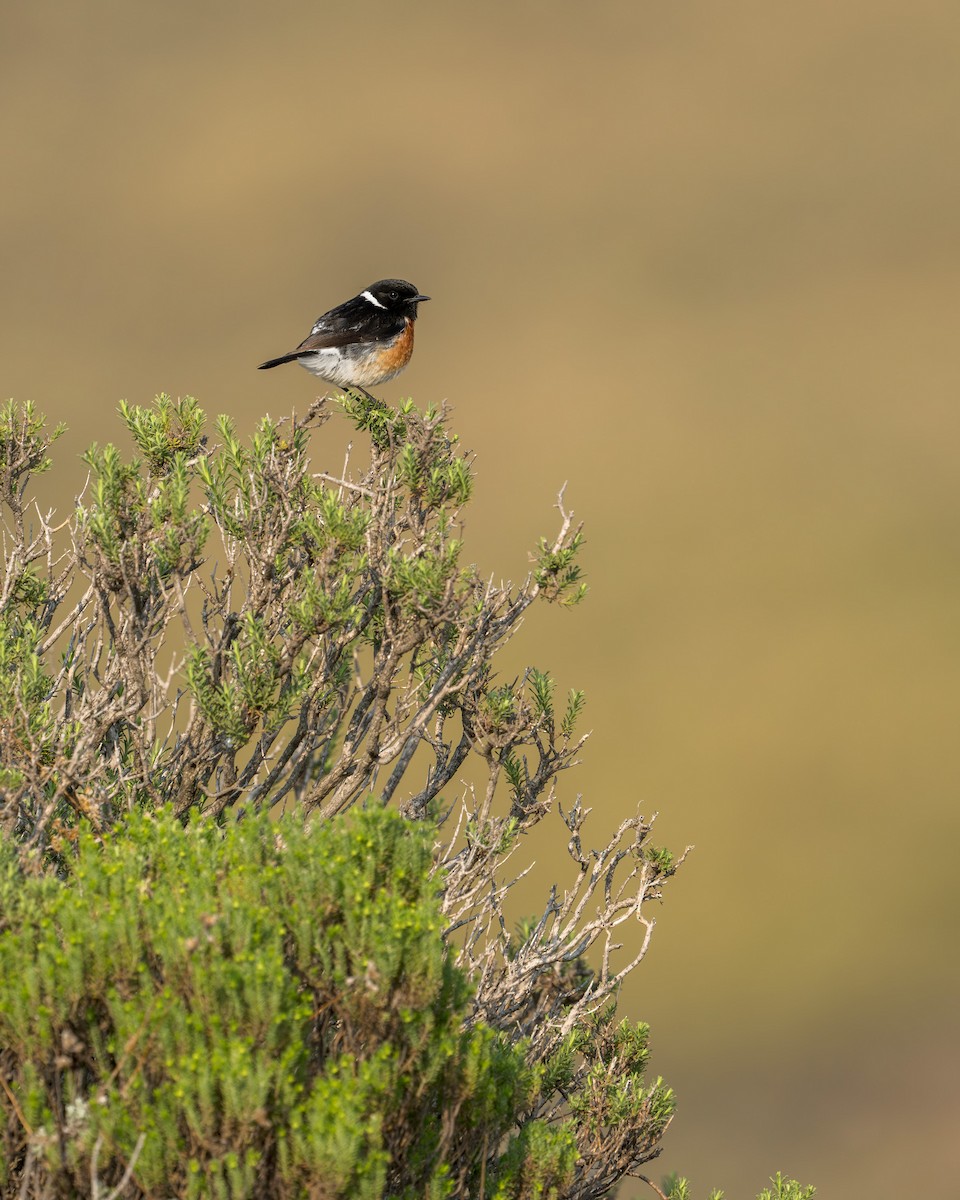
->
[362,279,430,317]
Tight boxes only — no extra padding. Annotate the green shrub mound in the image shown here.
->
[0,807,594,1199]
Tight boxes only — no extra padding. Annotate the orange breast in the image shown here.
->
[359,318,415,385]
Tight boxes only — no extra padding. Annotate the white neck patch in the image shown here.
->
[361,289,386,309]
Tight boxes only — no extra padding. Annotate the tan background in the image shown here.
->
[3,2,959,1195]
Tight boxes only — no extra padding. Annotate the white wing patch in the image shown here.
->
[361,289,386,309]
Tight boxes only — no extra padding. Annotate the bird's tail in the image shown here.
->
[257,352,302,370]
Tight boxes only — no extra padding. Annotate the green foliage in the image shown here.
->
[79,425,209,594]
[756,1175,816,1200]
[489,1120,578,1199]
[0,398,65,507]
[533,529,587,606]
[0,399,67,781]
[119,394,206,472]
[662,1172,816,1200]
[0,808,578,1199]
[0,614,52,752]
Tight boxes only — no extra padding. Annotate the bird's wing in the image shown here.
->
[295,304,405,353]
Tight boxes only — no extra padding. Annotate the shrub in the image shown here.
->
[0,395,813,1198]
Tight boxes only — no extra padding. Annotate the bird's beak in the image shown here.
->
[413,294,431,303]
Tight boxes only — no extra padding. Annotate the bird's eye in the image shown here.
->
[389,290,399,300]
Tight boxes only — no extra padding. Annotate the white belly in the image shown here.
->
[296,346,407,388]
[297,347,348,383]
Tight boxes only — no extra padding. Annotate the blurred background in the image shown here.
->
[2,1,958,1194]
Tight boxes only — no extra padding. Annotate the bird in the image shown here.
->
[257,278,430,398]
